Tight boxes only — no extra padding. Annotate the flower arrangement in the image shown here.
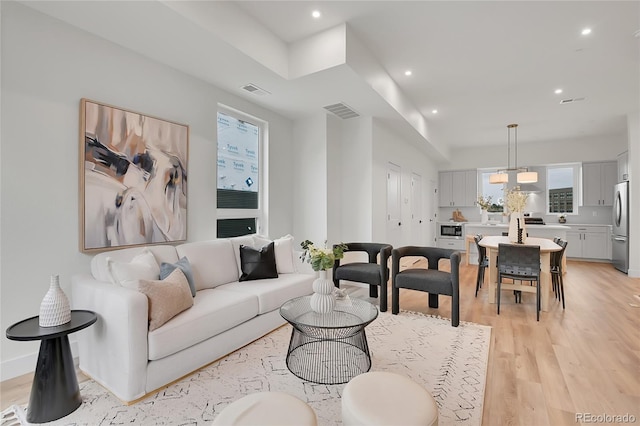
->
[477,195,493,210]
[505,188,529,213]
[300,240,348,271]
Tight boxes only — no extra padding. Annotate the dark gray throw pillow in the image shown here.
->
[160,257,196,297]
[239,242,278,281]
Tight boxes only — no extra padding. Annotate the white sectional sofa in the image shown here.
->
[72,235,314,404]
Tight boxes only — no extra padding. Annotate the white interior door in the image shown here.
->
[429,179,438,245]
[411,173,424,245]
[386,162,402,246]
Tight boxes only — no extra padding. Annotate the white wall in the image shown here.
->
[0,2,295,377]
[627,113,639,278]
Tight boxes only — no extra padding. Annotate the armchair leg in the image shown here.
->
[428,293,439,309]
[379,284,387,312]
[451,295,459,327]
[369,285,378,298]
[391,287,399,315]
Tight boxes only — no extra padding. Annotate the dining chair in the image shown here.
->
[551,239,568,309]
[333,242,392,311]
[473,234,489,297]
[497,243,541,321]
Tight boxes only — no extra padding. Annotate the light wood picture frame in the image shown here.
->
[79,99,189,253]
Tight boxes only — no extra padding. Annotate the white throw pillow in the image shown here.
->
[254,234,296,274]
[106,249,160,289]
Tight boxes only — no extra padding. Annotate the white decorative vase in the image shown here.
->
[481,209,489,224]
[310,269,336,314]
[39,275,71,327]
[508,212,527,244]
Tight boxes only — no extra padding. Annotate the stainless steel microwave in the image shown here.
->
[439,223,463,239]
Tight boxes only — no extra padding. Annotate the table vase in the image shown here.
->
[481,210,489,224]
[39,274,71,327]
[310,269,335,313]
[508,212,527,244]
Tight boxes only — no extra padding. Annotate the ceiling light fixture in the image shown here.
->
[554,88,563,94]
[581,28,592,35]
[405,70,412,76]
[489,124,538,184]
[311,10,321,19]
[432,109,438,114]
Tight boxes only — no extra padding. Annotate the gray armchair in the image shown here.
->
[333,242,392,312]
[391,246,460,327]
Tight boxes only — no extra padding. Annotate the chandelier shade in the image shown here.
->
[490,123,538,185]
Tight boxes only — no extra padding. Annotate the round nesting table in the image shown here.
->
[280,295,378,385]
[6,310,97,423]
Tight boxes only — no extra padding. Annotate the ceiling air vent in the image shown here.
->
[559,97,586,104]
[323,102,360,119]
[240,83,270,96]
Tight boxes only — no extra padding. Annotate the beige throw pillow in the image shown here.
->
[137,268,193,331]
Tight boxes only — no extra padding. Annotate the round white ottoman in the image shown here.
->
[211,391,317,426]
[342,371,438,426]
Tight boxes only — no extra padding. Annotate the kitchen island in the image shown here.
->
[465,222,570,265]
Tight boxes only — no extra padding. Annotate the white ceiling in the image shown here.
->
[21,1,640,155]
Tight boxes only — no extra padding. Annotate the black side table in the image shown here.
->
[6,310,97,423]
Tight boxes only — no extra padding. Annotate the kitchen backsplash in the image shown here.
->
[439,205,613,225]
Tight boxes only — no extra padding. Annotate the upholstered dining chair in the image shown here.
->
[391,246,460,327]
[474,234,489,297]
[497,243,541,321]
[333,242,392,311]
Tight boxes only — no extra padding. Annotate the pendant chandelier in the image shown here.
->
[489,123,538,184]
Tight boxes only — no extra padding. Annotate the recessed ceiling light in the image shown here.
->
[311,10,321,19]
[554,88,563,94]
[432,109,438,114]
[404,70,412,76]
[581,28,592,36]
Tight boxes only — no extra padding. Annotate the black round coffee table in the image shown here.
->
[280,295,378,385]
[6,310,97,423]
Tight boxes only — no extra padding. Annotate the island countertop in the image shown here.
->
[464,222,571,230]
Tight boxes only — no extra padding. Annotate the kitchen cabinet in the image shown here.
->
[439,170,477,207]
[582,162,617,206]
[436,238,465,251]
[565,225,611,260]
[617,151,629,182]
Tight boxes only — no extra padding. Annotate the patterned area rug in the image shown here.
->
[6,310,491,426]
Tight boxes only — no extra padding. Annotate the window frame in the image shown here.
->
[546,163,580,215]
[216,104,268,236]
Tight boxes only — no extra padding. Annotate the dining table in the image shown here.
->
[478,236,562,312]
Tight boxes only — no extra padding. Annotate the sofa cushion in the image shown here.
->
[176,240,238,290]
[222,273,314,314]
[106,249,160,289]
[254,235,296,274]
[147,288,259,360]
[91,245,179,282]
[160,257,196,297]
[239,243,278,282]
[229,235,258,277]
[137,268,194,331]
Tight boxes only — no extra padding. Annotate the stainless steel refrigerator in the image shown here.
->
[612,181,629,273]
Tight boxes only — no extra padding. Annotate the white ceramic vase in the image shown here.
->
[310,269,336,314]
[508,212,527,244]
[481,209,489,224]
[39,274,71,327]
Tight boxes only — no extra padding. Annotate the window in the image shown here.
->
[480,171,505,212]
[547,164,579,214]
[216,106,266,237]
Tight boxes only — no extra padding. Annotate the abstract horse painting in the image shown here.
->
[80,99,188,252]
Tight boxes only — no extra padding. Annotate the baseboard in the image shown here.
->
[1,340,79,382]
[628,267,640,278]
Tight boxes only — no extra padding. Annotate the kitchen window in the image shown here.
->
[216,106,267,237]
[547,164,579,214]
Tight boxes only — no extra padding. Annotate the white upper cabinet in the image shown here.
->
[439,170,477,207]
[582,161,617,206]
[617,151,629,182]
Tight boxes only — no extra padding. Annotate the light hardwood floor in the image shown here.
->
[2,259,639,425]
